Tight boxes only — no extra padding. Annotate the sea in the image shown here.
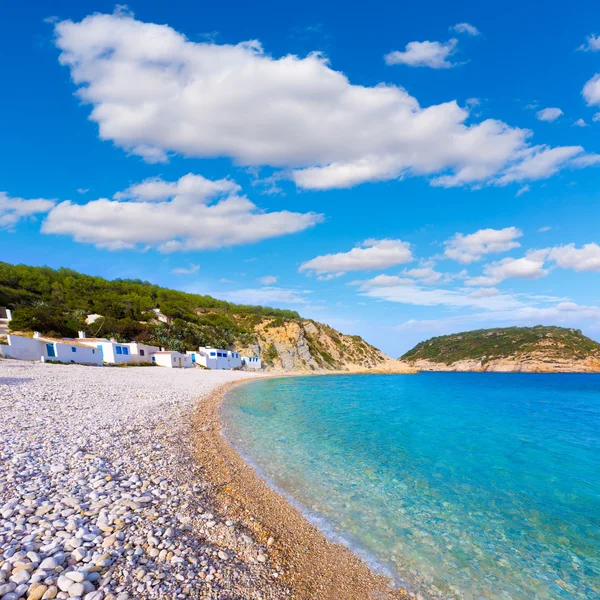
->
[222,373,600,599]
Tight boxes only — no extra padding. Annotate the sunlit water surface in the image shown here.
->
[222,374,600,599]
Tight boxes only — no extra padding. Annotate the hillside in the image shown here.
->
[0,261,400,372]
[399,326,600,373]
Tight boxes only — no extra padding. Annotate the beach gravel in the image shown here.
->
[0,359,286,599]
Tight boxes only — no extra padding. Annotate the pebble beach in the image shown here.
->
[0,360,290,600]
[0,359,405,600]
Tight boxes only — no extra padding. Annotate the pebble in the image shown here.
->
[0,362,282,600]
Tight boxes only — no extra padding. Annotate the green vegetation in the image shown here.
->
[401,326,600,365]
[0,262,300,350]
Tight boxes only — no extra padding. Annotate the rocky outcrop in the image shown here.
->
[236,319,411,373]
[400,356,600,373]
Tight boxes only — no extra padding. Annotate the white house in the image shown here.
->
[187,347,242,370]
[151,351,193,368]
[0,334,102,366]
[242,356,262,369]
[77,332,159,365]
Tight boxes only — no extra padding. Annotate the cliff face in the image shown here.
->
[400,356,600,373]
[236,318,410,373]
[399,326,600,373]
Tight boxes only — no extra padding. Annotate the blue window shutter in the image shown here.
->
[71,347,76,353]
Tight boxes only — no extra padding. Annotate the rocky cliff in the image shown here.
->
[399,326,600,373]
[236,318,413,373]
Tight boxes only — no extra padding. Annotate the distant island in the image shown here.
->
[398,326,600,373]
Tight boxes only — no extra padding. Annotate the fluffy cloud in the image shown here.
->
[451,23,481,36]
[573,118,588,127]
[583,74,600,106]
[495,146,584,184]
[466,255,548,286]
[546,243,600,272]
[0,192,55,229]
[536,107,563,122]
[403,266,443,284]
[259,275,278,285]
[172,264,200,275]
[53,10,596,192]
[515,184,530,197]
[300,239,413,275]
[444,226,522,263]
[578,34,600,52]
[42,173,322,251]
[384,39,458,68]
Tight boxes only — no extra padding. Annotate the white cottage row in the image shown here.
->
[0,331,261,370]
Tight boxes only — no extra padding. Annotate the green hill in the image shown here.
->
[400,326,600,366]
[0,261,387,371]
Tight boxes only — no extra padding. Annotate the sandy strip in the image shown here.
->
[192,377,409,600]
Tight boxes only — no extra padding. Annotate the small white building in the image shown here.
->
[77,333,159,365]
[242,356,262,369]
[0,334,102,366]
[187,347,242,370]
[151,351,193,368]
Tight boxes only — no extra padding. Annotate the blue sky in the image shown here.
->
[2,1,600,356]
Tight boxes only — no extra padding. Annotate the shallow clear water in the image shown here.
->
[223,374,600,599]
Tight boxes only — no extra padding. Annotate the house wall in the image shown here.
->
[152,352,193,368]
[53,343,103,365]
[242,356,262,369]
[90,342,132,364]
[0,335,47,360]
[228,351,242,369]
[127,342,160,364]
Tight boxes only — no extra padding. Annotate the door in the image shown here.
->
[178,357,182,367]
[46,343,56,357]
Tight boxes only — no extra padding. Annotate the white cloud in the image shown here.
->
[466,254,548,286]
[259,275,278,285]
[362,282,524,310]
[396,301,600,335]
[217,287,310,305]
[451,23,481,36]
[578,34,600,52]
[536,107,563,122]
[444,226,522,263]
[42,173,322,251]
[384,39,458,68]
[495,145,583,184]
[403,266,443,284]
[594,112,600,122]
[52,11,596,192]
[0,192,56,229]
[515,184,530,197]
[77,188,89,194]
[467,287,499,298]
[351,274,415,290]
[172,264,200,275]
[582,74,600,106]
[573,118,588,127]
[317,272,344,281]
[299,239,413,275]
[219,278,233,283]
[538,226,552,232]
[546,243,600,272]
[466,97,481,106]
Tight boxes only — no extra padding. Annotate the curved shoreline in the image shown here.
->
[192,376,409,600]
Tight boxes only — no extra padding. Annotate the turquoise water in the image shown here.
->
[223,374,600,599]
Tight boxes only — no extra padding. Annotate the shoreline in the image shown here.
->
[192,375,409,600]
